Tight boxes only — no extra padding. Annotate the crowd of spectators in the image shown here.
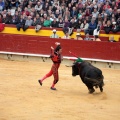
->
[0,0,120,35]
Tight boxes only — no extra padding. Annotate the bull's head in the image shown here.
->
[72,62,80,76]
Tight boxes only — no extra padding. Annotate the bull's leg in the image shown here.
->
[99,85,103,92]
[85,84,95,94]
[99,81,104,92]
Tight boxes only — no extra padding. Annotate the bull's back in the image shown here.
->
[79,61,103,80]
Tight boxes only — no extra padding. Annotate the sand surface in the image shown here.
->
[0,59,120,120]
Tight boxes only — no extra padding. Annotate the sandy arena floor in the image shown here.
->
[0,58,120,120]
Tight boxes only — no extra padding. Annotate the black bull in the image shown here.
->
[72,61,104,93]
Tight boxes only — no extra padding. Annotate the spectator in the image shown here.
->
[43,16,51,27]
[87,18,97,35]
[74,33,83,40]
[58,18,64,28]
[22,7,30,16]
[93,35,101,41]
[0,0,5,11]
[111,21,120,33]
[62,18,70,34]
[16,15,26,31]
[0,13,3,23]
[23,15,33,31]
[62,32,71,39]
[35,1,43,12]
[32,14,42,32]
[80,20,89,34]
[109,36,116,42]
[84,33,92,41]
[5,11,13,24]
[50,29,59,38]
[10,0,20,9]
[50,18,59,28]
[103,20,112,34]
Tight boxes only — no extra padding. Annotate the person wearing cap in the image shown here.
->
[50,29,59,38]
[38,42,62,90]
[74,33,83,40]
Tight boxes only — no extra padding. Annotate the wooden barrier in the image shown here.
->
[0,33,120,62]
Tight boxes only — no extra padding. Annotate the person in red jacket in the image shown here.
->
[38,42,62,90]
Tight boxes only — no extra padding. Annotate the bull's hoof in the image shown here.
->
[100,88,103,92]
[89,89,95,94]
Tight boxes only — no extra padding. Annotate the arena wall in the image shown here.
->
[0,25,120,69]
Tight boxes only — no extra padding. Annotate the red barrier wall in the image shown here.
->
[0,33,120,61]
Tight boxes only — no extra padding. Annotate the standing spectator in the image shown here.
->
[50,29,59,38]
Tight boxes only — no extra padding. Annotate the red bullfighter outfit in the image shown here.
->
[38,43,62,90]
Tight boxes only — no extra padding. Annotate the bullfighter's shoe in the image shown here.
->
[50,87,57,90]
[38,80,42,86]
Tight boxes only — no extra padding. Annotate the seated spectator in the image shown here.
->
[43,16,52,27]
[103,20,112,34]
[69,18,77,36]
[0,13,3,23]
[87,18,97,35]
[10,0,20,9]
[111,21,120,33]
[58,18,64,28]
[32,14,42,32]
[74,33,83,40]
[23,15,33,31]
[63,18,70,31]
[5,11,13,24]
[50,29,59,38]
[16,15,26,31]
[80,20,89,34]
[109,36,116,42]
[22,7,30,16]
[84,33,92,41]
[35,1,43,12]
[93,25,100,36]
[62,32,71,39]
[50,18,58,28]
[93,35,101,41]
[0,0,5,11]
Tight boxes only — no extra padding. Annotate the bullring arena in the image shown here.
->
[0,26,120,120]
